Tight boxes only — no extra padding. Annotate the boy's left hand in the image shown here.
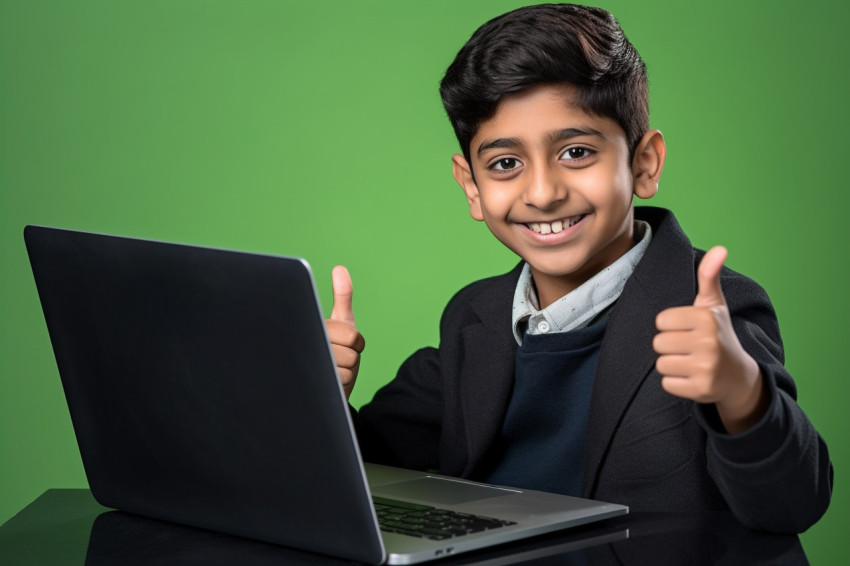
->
[653,246,768,434]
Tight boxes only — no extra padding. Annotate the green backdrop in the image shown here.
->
[1,0,846,562]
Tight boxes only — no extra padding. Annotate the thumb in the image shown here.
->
[330,265,357,326]
[694,245,728,308]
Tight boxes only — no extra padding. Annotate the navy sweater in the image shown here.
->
[485,319,607,495]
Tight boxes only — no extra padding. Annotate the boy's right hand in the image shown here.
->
[325,265,365,400]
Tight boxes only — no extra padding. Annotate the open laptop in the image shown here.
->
[24,225,628,564]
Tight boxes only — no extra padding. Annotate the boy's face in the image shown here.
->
[452,85,664,308]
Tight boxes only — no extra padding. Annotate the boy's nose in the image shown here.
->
[522,166,567,210]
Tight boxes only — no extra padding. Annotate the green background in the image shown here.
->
[1,0,846,562]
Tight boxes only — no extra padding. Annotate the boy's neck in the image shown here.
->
[531,222,643,309]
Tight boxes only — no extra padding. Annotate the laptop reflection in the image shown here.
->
[84,509,628,566]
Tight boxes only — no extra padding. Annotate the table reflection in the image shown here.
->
[0,490,808,565]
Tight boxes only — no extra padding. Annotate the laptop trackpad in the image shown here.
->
[373,476,517,506]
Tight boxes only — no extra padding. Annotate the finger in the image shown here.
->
[330,265,357,326]
[694,246,728,308]
[326,319,365,352]
[336,366,357,387]
[331,343,361,370]
[660,376,714,403]
[656,306,719,333]
[653,330,699,355]
[655,354,697,379]
[656,306,697,331]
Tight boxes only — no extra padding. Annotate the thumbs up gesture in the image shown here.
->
[325,266,366,400]
[653,246,767,434]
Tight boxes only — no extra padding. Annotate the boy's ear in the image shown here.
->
[631,129,667,200]
[452,153,484,221]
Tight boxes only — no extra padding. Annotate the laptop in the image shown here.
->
[24,225,628,564]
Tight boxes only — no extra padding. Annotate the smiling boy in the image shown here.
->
[325,4,831,532]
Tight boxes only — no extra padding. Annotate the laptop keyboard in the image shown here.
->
[373,496,517,541]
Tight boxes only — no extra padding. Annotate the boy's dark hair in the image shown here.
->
[440,3,649,165]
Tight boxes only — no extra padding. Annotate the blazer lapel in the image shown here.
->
[459,267,521,479]
[582,208,698,497]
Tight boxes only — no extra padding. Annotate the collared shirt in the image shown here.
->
[511,221,652,345]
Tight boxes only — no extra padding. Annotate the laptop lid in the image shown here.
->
[24,225,386,564]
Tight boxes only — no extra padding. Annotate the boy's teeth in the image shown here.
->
[528,215,582,234]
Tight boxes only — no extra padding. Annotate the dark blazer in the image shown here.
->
[355,207,832,533]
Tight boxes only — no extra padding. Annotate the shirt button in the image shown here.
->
[537,321,551,333]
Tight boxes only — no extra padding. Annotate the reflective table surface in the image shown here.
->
[0,490,808,565]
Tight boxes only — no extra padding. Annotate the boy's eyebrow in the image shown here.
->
[547,127,604,145]
[476,137,522,157]
[476,127,605,157]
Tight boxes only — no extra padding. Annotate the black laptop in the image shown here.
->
[24,225,627,564]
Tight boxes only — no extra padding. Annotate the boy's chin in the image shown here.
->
[526,257,591,281]
[525,249,619,290]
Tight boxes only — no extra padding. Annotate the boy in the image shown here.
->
[325,4,831,533]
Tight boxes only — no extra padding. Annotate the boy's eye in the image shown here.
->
[561,147,593,161]
[490,157,521,171]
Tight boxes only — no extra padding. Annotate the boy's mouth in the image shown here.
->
[525,214,586,234]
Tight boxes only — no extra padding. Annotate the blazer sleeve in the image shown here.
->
[695,269,833,533]
[350,278,482,471]
[353,344,444,470]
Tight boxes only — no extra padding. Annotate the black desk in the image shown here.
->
[0,490,808,565]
